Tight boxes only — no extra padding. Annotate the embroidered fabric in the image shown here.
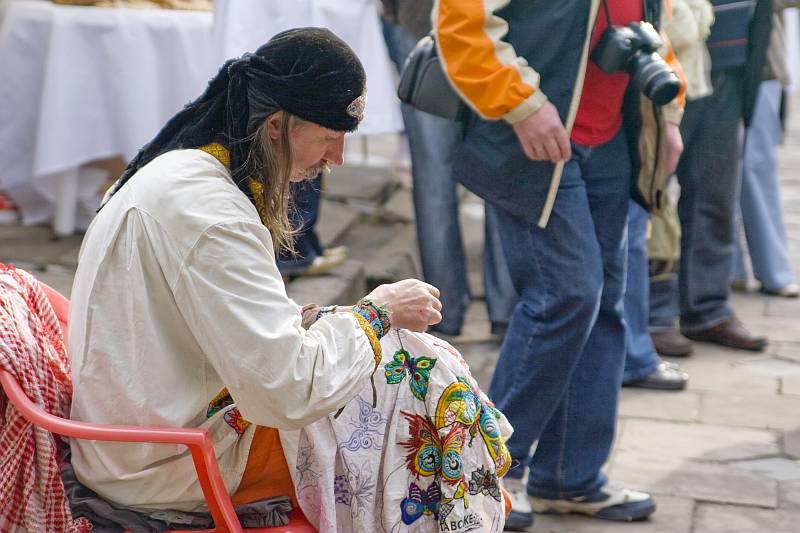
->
[281,330,513,532]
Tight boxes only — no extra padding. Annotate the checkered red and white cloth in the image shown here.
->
[0,265,89,533]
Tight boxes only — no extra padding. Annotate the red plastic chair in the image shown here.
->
[0,283,315,533]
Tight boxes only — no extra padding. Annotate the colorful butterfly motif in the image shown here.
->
[434,376,481,429]
[400,482,441,525]
[340,395,386,452]
[476,404,511,477]
[384,349,436,401]
[468,466,502,502]
[401,412,466,485]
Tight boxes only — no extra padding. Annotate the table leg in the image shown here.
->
[52,167,79,238]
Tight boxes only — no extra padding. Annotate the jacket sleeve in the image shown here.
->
[660,3,688,124]
[433,0,548,123]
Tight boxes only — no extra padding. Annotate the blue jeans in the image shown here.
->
[650,69,744,332]
[382,20,517,333]
[623,200,660,383]
[276,173,324,276]
[733,80,796,290]
[488,131,630,498]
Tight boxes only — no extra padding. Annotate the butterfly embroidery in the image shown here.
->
[435,376,481,429]
[400,482,441,525]
[468,466,502,502]
[476,404,511,477]
[384,349,436,401]
[401,412,466,485]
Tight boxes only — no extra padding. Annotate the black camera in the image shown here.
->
[591,21,681,106]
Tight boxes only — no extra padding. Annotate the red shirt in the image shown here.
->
[571,1,643,146]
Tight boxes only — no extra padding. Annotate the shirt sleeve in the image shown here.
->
[434,0,548,123]
[172,218,375,430]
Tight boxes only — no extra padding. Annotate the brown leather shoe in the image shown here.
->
[651,329,694,357]
[682,317,768,352]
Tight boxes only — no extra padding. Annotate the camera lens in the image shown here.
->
[629,52,680,106]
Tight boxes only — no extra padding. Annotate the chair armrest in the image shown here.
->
[0,369,243,533]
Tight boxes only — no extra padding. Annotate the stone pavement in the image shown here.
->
[2,112,800,532]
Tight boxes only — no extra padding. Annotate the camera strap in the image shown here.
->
[600,0,613,27]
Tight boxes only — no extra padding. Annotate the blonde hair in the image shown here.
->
[244,113,297,254]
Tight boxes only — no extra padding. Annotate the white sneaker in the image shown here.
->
[530,484,656,521]
[502,475,534,531]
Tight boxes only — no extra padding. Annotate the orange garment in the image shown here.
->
[232,426,298,507]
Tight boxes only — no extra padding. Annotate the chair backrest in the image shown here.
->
[38,282,69,345]
[0,280,315,533]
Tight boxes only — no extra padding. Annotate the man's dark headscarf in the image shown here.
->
[103,27,366,205]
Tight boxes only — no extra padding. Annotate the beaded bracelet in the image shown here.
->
[352,298,391,340]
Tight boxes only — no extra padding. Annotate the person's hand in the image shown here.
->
[512,101,571,162]
[665,121,683,175]
[364,279,442,332]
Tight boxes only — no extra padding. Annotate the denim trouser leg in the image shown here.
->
[489,132,629,498]
[677,70,743,332]
[484,204,519,327]
[739,80,797,290]
[623,200,660,383]
[276,174,323,274]
[649,276,679,331]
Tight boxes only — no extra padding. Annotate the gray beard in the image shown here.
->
[295,161,331,181]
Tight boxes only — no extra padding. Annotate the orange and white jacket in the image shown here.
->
[433,0,686,226]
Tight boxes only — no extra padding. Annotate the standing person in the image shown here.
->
[623,0,715,387]
[732,0,800,298]
[381,0,518,338]
[434,0,685,528]
[670,0,773,351]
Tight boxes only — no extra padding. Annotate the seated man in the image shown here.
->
[68,28,510,531]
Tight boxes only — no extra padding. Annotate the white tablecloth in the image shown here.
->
[0,0,402,228]
[0,0,216,225]
[213,0,402,136]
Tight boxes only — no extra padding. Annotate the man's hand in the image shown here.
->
[365,279,442,332]
[665,121,683,175]
[512,101,571,162]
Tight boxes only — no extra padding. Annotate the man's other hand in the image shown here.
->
[512,101,571,163]
[665,121,683,175]
[365,279,442,332]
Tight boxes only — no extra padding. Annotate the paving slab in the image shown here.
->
[529,495,694,533]
[700,392,800,431]
[380,185,415,224]
[29,264,76,297]
[316,198,361,248]
[362,222,421,289]
[618,388,701,423]
[609,455,778,508]
[693,503,800,533]
[675,356,779,395]
[784,374,800,396]
[614,419,780,463]
[326,165,396,204]
[784,429,800,459]
[0,229,83,267]
[286,258,365,308]
[780,480,800,508]
[731,457,800,481]
[774,341,800,364]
